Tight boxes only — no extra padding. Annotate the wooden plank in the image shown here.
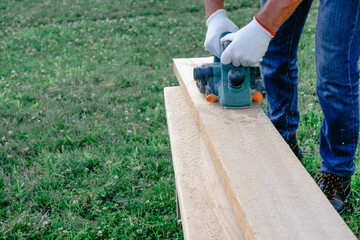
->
[164,86,245,240]
[173,57,356,240]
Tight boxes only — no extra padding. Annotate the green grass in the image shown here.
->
[0,0,359,238]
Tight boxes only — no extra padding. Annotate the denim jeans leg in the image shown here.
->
[316,0,360,177]
[260,0,313,141]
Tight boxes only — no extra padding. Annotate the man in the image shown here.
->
[203,0,360,214]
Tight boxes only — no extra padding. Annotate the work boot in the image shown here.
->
[286,132,302,160]
[317,172,352,214]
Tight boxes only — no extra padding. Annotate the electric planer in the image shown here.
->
[193,33,266,108]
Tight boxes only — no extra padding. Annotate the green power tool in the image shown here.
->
[193,33,265,108]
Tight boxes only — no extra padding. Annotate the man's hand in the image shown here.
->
[204,9,238,58]
[220,18,274,67]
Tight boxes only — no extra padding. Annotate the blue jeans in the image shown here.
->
[260,0,360,177]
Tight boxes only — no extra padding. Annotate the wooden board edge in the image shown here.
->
[172,58,257,239]
[164,86,246,240]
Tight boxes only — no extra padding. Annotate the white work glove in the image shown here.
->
[204,9,239,58]
[220,17,274,67]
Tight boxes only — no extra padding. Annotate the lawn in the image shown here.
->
[0,0,359,239]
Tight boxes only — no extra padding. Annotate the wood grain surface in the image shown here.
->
[165,86,245,240]
[172,57,356,240]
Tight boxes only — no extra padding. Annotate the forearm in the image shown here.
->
[204,0,224,18]
[256,0,303,33]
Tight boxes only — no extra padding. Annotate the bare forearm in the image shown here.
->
[204,0,303,34]
[256,0,303,33]
[204,0,224,18]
